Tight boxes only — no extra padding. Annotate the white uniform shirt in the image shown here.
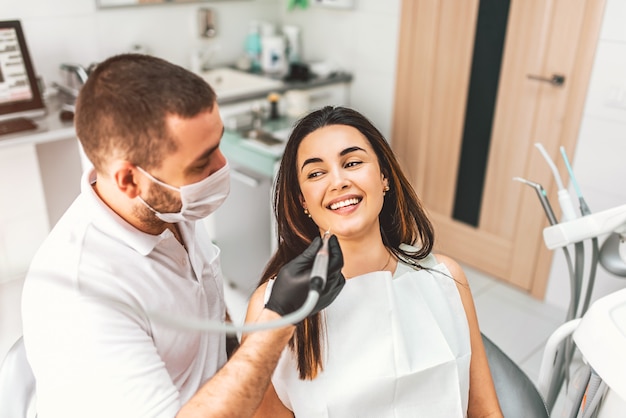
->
[268,256,472,417]
[21,169,228,418]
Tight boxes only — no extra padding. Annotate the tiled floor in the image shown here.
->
[461,264,566,384]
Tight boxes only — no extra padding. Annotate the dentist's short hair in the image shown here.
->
[75,53,217,172]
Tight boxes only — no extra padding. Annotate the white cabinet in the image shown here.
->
[306,82,350,110]
[213,164,273,298]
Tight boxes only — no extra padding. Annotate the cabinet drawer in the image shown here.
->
[307,82,350,110]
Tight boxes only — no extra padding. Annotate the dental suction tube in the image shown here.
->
[146,291,319,334]
[78,235,336,335]
[95,289,320,335]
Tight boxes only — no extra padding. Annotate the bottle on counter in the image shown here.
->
[244,21,262,73]
[267,92,281,120]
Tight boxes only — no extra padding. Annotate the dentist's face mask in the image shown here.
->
[136,162,230,223]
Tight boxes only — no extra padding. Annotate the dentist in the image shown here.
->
[21,53,344,418]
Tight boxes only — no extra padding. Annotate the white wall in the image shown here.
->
[543,0,626,310]
[1,0,280,85]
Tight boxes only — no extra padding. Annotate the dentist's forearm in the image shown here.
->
[177,309,294,418]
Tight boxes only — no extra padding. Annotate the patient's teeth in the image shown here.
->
[330,198,360,210]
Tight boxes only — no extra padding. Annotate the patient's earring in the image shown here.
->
[304,208,311,218]
[383,185,390,196]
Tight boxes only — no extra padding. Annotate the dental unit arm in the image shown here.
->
[543,203,626,263]
[519,143,626,415]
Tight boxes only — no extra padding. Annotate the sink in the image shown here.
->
[238,128,287,156]
[200,67,283,100]
[270,128,292,141]
[241,128,283,145]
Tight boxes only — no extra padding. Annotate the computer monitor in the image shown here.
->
[0,20,46,122]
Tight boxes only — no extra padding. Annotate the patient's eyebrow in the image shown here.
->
[340,146,365,156]
[300,157,323,172]
[300,146,367,172]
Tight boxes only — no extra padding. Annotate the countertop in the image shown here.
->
[217,71,353,105]
[0,97,75,149]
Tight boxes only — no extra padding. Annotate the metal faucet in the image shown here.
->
[53,63,96,111]
[60,63,89,85]
[251,102,265,130]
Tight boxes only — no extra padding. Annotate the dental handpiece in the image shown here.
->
[513,177,558,225]
[309,231,331,292]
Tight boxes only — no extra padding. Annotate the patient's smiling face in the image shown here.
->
[296,124,388,242]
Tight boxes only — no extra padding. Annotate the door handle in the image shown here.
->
[527,73,565,87]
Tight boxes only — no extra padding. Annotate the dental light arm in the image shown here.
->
[543,203,626,262]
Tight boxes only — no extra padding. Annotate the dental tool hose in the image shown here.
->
[146,292,319,335]
[89,234,334,335]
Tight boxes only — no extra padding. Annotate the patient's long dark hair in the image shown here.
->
[260,106,434,379]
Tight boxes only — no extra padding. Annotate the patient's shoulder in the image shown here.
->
[432,253,469,287]
[246,282,270,321]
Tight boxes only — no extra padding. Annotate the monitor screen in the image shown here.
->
[0,20,45,121]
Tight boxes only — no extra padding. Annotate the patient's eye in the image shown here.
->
[345,160,362,168]
[307,170,324,179]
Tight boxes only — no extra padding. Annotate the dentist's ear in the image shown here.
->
[111,160,141,198]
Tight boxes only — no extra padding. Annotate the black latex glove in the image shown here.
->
[265,235,345,317]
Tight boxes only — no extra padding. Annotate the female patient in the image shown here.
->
[245,106,502,417]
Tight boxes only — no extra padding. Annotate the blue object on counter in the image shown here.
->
[245,22,262,72]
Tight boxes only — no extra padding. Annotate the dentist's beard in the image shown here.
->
[133,183,182,228]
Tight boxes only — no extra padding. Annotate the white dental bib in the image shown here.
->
[269,257,471,417]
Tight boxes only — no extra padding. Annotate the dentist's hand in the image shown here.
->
[265,235,344,317]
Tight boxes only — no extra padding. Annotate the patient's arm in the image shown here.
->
[224,310,240,358]
[245,284,294,418]
[436,254,503,418]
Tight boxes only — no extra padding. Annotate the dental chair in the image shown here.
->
[0,336,36,418]
[482,333,549,417]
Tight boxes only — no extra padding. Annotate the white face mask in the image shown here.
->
[136,162,230,223]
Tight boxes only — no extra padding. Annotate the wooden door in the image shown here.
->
[392,0,606,298]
